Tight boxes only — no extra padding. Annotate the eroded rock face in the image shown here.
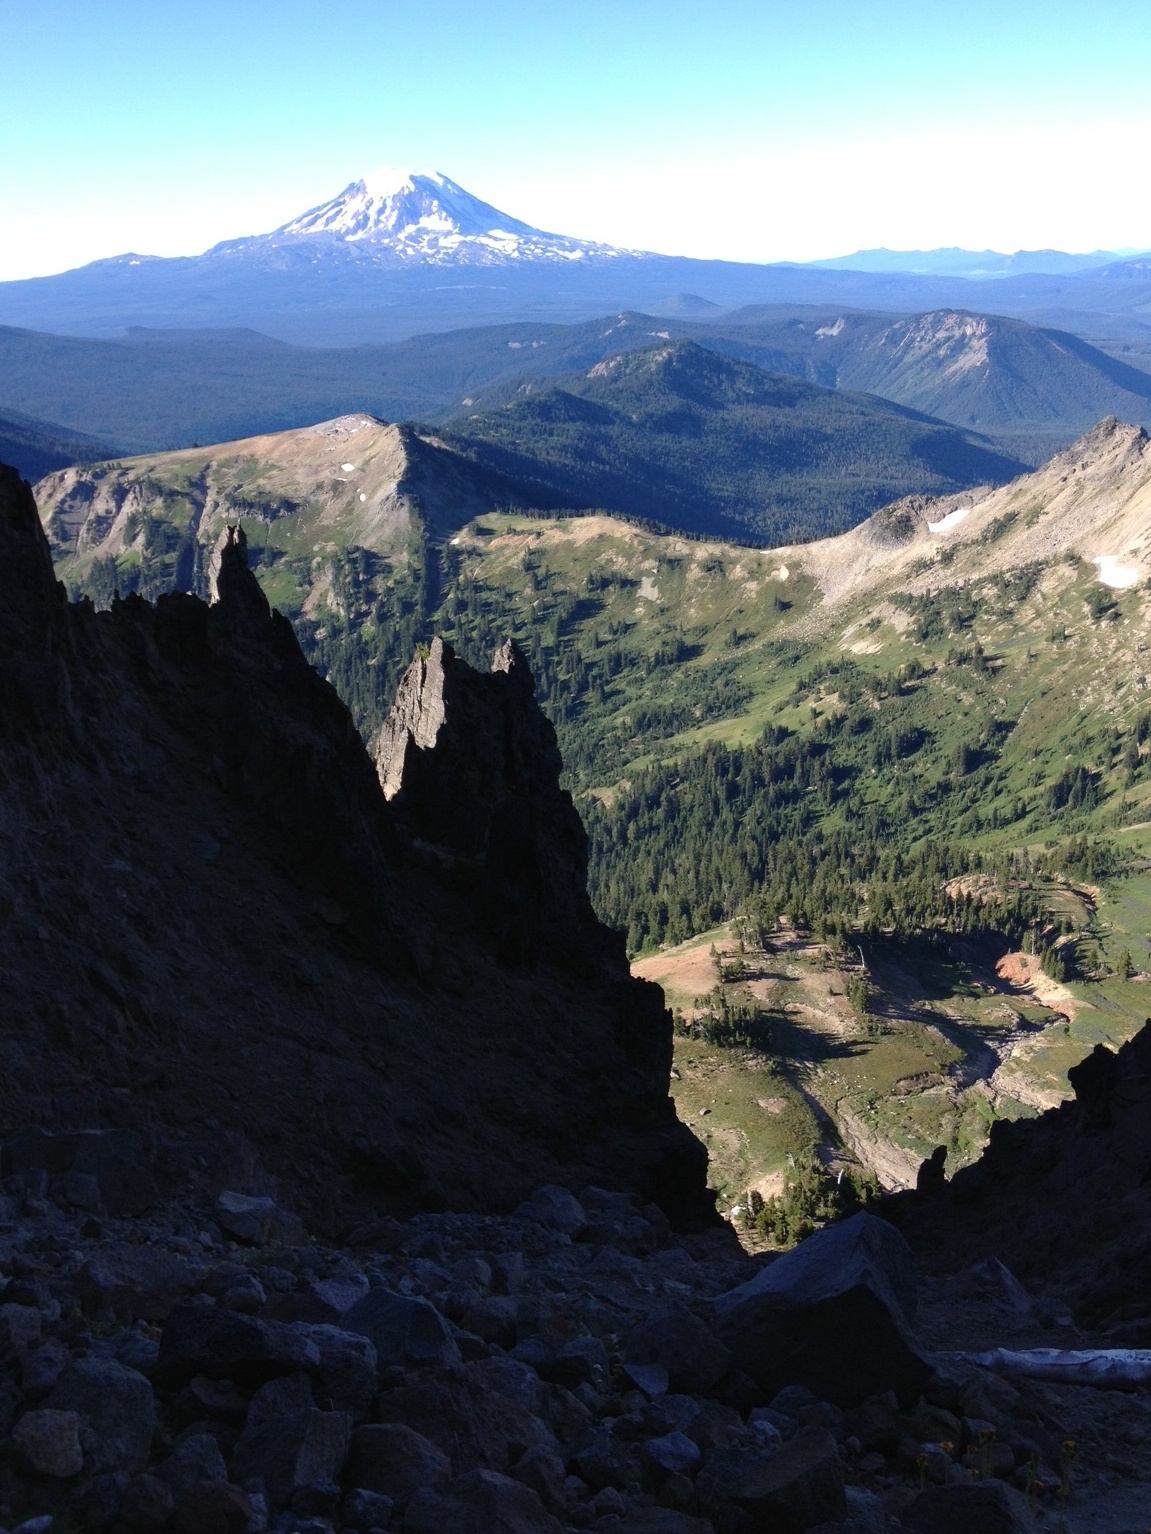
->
[0,467,712,1232]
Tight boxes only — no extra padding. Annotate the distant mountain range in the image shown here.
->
[805,246,1147,278]
[2,170,1151,345]
[3,302,1150,468]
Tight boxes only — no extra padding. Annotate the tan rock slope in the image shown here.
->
[0,462,712,1233]
[776,417,1151,618]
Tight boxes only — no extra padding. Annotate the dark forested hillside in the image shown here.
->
[0,403,116,481]
[442,341,1026,543]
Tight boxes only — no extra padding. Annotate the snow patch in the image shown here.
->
[928,506,972,533]
[340,462,356,472]
[359,492,367,502]
[1093,555,1141,589]
[815,317,845,338]
[770,564,790,582]
[638,576,660,602]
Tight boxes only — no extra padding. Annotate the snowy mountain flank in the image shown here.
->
[220,167,636,266]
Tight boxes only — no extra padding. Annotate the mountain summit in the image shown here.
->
[232,167,633,266]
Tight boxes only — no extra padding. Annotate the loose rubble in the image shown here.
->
[2,1172,1144,1534]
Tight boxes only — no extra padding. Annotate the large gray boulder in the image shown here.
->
[728,1424,846,1532]
[714,1212,931,1405]
[341,1289,462,1370]
[47,1356,157,1474]
[157,1302,320,1386]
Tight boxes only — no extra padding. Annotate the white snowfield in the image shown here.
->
[1092,554,1141,588]
[927,505,972,533]
[945,1348,1151,1388]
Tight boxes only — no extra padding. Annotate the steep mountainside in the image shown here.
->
[682,309,1151,463]
[441,341,1026,542]
[0,459,711,1233]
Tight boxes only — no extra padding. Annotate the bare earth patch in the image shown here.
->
[996,951,1084,1016]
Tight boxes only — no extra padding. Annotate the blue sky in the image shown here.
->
[2,0,1149,278]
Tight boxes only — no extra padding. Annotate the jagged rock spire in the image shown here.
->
[208,525,271,628]
[373,635,603,965]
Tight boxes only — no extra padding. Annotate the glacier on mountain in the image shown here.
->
[258,167,637,267]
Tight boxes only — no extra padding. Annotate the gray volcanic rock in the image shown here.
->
[0,461,711,1231]
[714,1212,931,1406]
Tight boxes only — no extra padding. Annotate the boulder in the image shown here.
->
[157,1301,320,1386]
[511,1443,567,1509]
[230,1407,352,1508]
[119,1473,177,1531]
[342,1288,462,1370]
[21,1338,72,1396]
[0,1303,42,1358]
[169,1480,254,1534]
[643,1431,703,1482]
[714,1212,931,1405]
[346,1422,452,1506]
[903,1481,1039,1533]
[511,1334,609,1389]
[154,1432,228,1493]
[375,1372,556,1475]
[343,1487,397,1531]
[624,1304,732,1394]
[515,1185,588,1236]
[77,1245,202,1322]
[47,1355,157,1474]
[11,1408,84,1478]
[298,1323,378,1418]
[214,1190,305,1246]
[729,1425,846,1532]
[402,1467,565,1534]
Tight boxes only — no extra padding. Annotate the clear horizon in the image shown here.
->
[2,0,1149,283]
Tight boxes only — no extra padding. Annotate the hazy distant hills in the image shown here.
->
[439,340,1026,542]
[3,170,1151,345]
[805,246,1144,278]
[679,308,1151,464]
[5,299,1150,468]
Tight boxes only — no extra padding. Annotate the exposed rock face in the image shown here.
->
[373,636,608,965]
[887,1021,1151,1324]
[0,463,712,1232]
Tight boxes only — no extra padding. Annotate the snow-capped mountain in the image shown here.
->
[226,168,635,266]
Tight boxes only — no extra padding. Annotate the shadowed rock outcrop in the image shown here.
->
[373,636,609,966]
[886,1020,1151,1324]
[0,465,713,1232]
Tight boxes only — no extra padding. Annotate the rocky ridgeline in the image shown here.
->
[0,463,708,1232]
[0,1158,1082,1534]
